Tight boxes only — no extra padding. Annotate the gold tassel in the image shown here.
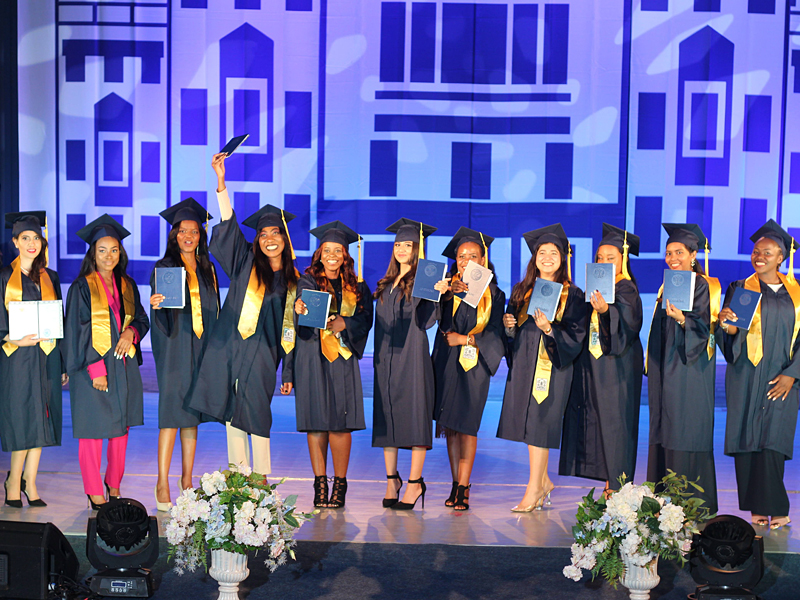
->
[282,210,296,260]
[621,230,630,280]
[567,242,572,281]
[789,239,796,283]
[480,232,488,264]
[704,238,710,276]
[43,217,49,267]
[419,222,425,260]
[357,235,363,282]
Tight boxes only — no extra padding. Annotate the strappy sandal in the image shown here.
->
[327,476,347,509]
[454,484,471,511]
[382,472,403,508]
[770,516,791,530]
[444,481,459,507]
[313,475,329,508]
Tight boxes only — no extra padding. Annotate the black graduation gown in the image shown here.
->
[497,283,586,449]
[292,274,373,432]
[433,282,506,436]
[646,275,717,513]
[64,274,149,440]
[719,279,800,459]
[372,286,439,448]
[559,278,644,488]
[0,267,64,452]
[149,257,219,429]
[186,214,289,438]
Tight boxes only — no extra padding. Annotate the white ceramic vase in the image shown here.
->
[209,549,250,600]
[620,553,660,600]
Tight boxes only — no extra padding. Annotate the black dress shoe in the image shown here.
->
[21,476,47,507]
[4,472,22,508]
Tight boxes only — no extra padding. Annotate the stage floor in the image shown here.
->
[1,355,798,554]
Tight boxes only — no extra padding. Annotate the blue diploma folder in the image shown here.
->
[584,263,615,303]
[527,279,564,322]
[412,259,447,302]
[298,289,332,329]
[662,269,696,312]
[155,267,185,309]
[723,287,761,331]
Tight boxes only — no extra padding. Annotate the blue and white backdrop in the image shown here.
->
[16,0,800,348]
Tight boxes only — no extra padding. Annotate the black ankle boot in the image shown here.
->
[328,476,347,509]
[313,475,329,508]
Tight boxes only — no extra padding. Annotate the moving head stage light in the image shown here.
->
[689,515,765,600]
[86,498,159,598]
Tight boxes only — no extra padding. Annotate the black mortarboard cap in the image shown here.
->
[5,211,46,238]
[385,218,437,244]
[663,223,708,252]
[76,214,130,245]
[242,204,296,232]
[310,221,360,246]
[600,223,640,257]
[160,198,213,227]
[442,226,495,260]
[523,223,568,255]
[749,219,797,257]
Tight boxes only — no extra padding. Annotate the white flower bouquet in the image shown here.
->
[166,465,314,574]
[563,471,710,585]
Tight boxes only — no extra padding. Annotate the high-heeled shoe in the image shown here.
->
[20,476,47,507]
[327,476,347,509]
[382,472,403,508]
[511,489,547,513]
[87,495,106,510]
[543,483,555,507]
[392,477,426,510]
[154,487,173,512]
[105,481,121,500]
[313,475,329,508]
[4,472,22,508]
[444,481,459,507]
[454,484,471,511]
[770,516,791,530]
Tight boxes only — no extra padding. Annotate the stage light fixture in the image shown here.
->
[86,498,159,598]
[688,515,764,600]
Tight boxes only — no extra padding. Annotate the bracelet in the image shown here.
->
[679,320,686,327]
[544,328,552,335]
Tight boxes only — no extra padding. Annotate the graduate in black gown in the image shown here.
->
[372,219,439,510]
[559,223,643,494]
[149,198,219,511]
[646,223,718,514]
[432,227,505,510]
[65,215,150,509]
[187,153,297,479]
[0,212,66,508]
[497,224,586,512]
[293,221,373,508]
[718,220,800,530]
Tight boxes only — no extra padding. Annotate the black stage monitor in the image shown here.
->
[0,521,80,600]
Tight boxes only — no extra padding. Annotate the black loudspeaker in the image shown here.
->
[0,520,80,600]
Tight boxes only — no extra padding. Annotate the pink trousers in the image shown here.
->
[79,432,129,496]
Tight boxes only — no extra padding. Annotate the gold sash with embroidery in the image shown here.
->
[282,282,297,354]
[453,285,492,372]
[744,272,800,366]
[3,257,57,356]
[181,256,204,339]
[237,266,265,340]
[518,282,569,403]
[87,272,136,359]
[320,285,357,363]
[588,272,627,360]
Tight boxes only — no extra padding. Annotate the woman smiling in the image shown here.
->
[0,212,67,508]
[293,221,373,508]
[64,215,150,509]
[149,198,219,511]
[719,220,800,530]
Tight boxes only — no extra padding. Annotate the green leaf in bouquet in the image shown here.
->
[285,494,298,506]
[285,514,299,528]
[641,496,661,515]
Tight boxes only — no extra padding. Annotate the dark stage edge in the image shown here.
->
[59,537,800,600]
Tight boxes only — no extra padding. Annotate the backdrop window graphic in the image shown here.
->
[15,0,800,297]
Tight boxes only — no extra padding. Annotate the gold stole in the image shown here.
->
[320,285,357,363]
[700,275,721,360]
[518,283,570,403]
[237,266,265,339]
[744,272,800,365]
[588,272,627,359]
[87,272,136,359]
[453,286,492,372]
[281,279,298,354]
[181,256,204,339]
[3,257,57,356]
